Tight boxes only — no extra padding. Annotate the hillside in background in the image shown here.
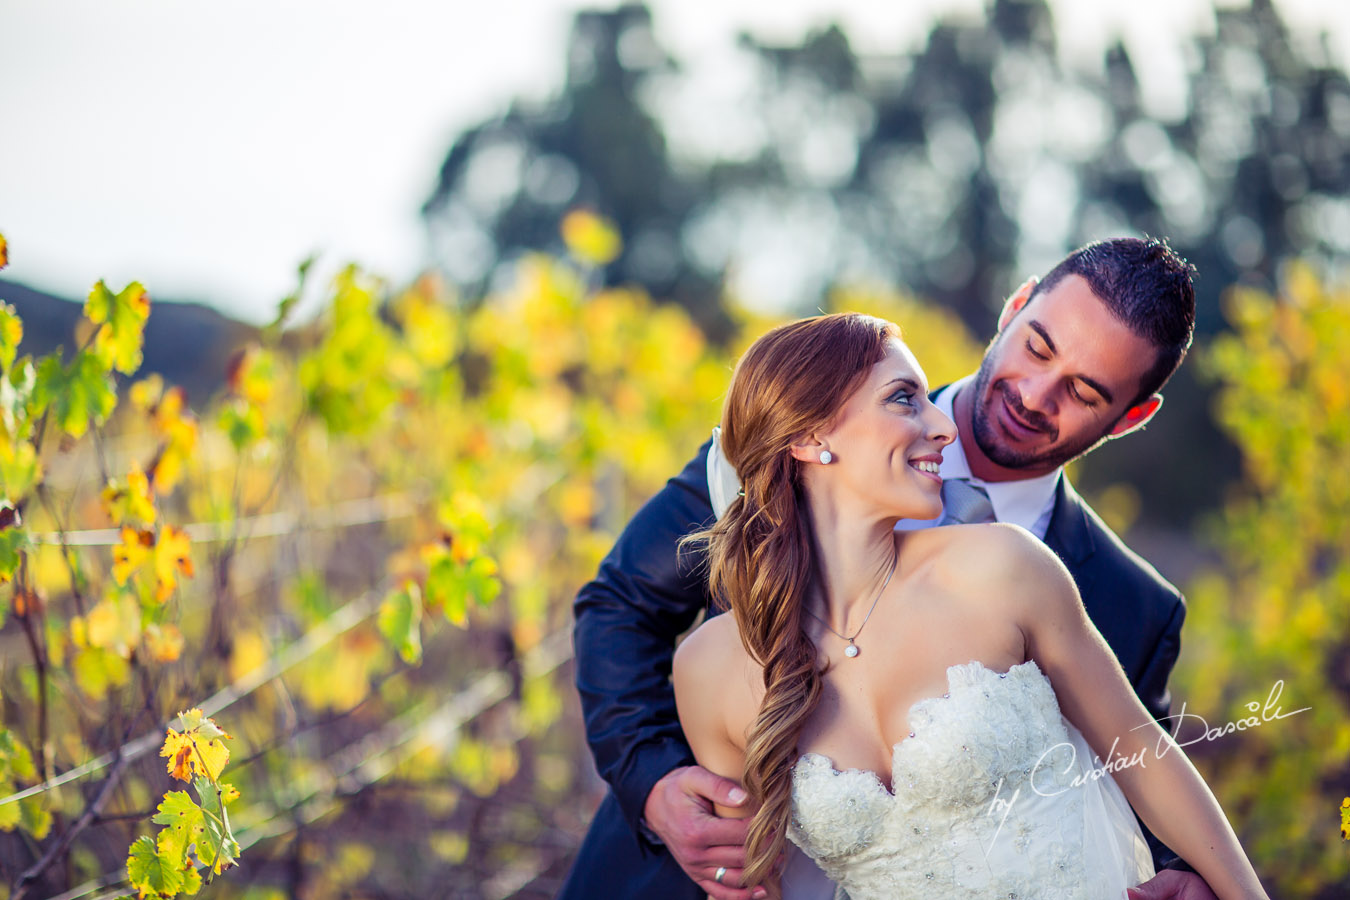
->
[0,278,255,405]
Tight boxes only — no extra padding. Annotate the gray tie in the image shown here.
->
[939,478,996,526]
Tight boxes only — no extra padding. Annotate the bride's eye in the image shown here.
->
[887,390,915,407]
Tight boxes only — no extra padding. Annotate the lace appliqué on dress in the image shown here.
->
[788,660,1153,900]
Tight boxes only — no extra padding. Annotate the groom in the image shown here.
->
[562,238,1214,900]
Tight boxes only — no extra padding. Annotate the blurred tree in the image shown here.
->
[422,0,1350,526]
[421,4,731,340]
[1177,265,1350,898]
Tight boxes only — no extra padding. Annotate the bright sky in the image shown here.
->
[2,0,1346,323]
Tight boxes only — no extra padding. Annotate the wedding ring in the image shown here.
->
[714,866,727,884]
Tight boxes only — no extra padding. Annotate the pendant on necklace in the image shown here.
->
[844,643,860,658]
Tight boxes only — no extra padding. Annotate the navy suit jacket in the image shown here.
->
[562,430,1186,900]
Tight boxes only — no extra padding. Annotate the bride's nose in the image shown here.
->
[925,406,956,447]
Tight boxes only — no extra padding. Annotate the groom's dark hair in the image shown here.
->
[1031,237,1196,405]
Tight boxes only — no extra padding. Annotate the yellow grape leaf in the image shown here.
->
[153,525,194,602]
[160,709,231,782]
[84,592,141,656]
[561,209,622,266]
[226,344,275,406]
[113,526,154,585]
[148,393,198,496]
[0,232,7,269]
[143,623,184,662]
[129,373,165,411]
[102,462,157,526]
[0,302,22,373]
[85,280,151,375]
[1341,797,1349,841]
[0,437,42,504]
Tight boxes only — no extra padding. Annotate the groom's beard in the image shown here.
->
[968,360,1113,472]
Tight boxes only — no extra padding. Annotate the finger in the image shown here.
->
[682,765,750,808]
[694,814,752,848]
[684,842,749,870]
[697,872,764,900]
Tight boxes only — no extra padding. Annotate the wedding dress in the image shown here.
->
[789,660,1156,900]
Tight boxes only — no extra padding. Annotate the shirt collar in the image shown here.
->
[935,375,1062,535]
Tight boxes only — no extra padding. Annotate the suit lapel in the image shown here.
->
[1044,477,1096,598]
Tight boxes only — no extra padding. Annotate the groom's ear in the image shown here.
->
[1108,394,1163,438]
[996,277,1038,332]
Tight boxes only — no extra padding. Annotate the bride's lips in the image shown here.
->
[909,453,943,485]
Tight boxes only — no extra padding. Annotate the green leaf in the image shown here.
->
[193,775,241,875]
[0,527,28,583]
[153,790,206,865]
[20,794,52,839]
[0,302,22,373]
[0,358,37,441]
[128,833,185,897]
[85,280,151,375]
[378,582,423,665]
[33,351,117,439]
[217,399,264,450]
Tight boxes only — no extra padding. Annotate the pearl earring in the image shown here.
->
[820,450,833,465]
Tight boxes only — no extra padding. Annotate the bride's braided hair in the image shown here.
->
[685,313,896,894]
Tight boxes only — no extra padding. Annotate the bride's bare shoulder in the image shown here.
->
[909,522,1072,597]
[673,610,747,683]
[673,611,758,746]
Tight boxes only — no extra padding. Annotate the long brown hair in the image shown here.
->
[687,313,897,892]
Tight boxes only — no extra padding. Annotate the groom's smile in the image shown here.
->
[960,274,1161,481]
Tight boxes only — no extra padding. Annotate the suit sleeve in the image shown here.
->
[1135,596,1185,729]
[572,439,717,841]
[1133,592,1190,872]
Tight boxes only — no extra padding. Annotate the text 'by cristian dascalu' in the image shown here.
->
[980,680,1308,853]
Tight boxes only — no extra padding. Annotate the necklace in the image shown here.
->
[805,544,898,659]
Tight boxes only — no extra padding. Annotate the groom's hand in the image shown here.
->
[644,765,766,900]
[1127,869,1219,900]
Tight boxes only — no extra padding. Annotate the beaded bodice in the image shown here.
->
[788,660,1154,899]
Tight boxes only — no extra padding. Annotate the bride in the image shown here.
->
[672,314,1267,900]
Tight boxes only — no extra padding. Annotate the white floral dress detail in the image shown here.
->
[789,660,1155,900]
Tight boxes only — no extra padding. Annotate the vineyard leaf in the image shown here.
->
[153,525,194,602]
[143,623,185,662]
[128,834,185,898]
[0,358,37,441]
[0,302,22,373]
[153,791,205,864]
[113,526,154,585]
[560,209,622,266]
[0,437,41,503]
[466,555,502,607]
[0,525,28,584]
[378,581,423,664]
[193,775,240,875]
[217,399,264,451]
[20,794,52,840]
[33,351,117,438]
[0,233,7,269]
[85,280,151,375]
[130,373,164,410]
[102,462,157,526]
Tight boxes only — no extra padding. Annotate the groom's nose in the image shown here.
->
[1015,374,1056,417]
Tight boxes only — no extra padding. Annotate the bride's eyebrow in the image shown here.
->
[880,376,922,393]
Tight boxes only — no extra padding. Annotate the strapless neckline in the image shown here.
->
[795,658,1044,795]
